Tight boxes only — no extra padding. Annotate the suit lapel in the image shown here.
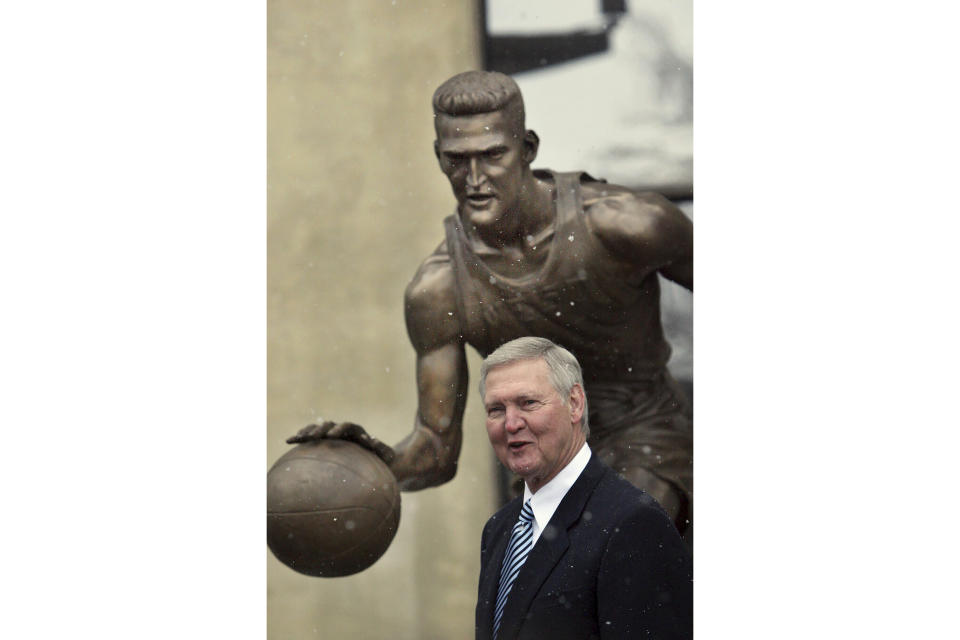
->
[477,499,522,639]
[495,455,608,640]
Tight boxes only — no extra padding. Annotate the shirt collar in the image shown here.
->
[523,442,591,534]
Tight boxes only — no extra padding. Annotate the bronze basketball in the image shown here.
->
[267,439,401,577]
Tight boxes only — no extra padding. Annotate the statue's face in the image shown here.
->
[434,109,529,228]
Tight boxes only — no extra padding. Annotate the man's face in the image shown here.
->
[434,109,529,228]
[483,358,586,493]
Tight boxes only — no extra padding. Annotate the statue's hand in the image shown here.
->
[286,420,396,465]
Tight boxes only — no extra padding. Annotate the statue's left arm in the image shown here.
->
[586,190,693,291]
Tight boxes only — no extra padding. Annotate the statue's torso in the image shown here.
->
[443,171,671,384]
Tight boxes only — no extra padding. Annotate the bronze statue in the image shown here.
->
[290,70,693,535]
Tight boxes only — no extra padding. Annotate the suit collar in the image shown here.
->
[524,442,592,542]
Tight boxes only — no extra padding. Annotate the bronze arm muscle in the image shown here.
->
[390,341,467,490]
[390,252,468,490]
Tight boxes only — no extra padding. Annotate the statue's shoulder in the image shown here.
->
[581,181,672,216]
[405,241,463,347]
[581,183,680,256]
[405,241,456,310]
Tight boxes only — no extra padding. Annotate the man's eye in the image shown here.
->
[487,407,504,417]
[486,149,505,160]
[523,399,539,408]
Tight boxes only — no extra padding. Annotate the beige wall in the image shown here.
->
[267,1,495,638]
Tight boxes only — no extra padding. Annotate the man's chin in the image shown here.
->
[506,456,537,478]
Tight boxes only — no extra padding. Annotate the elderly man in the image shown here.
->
[475,337,691,640]
[289,69,693,535]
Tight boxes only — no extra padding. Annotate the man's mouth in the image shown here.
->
[508,441,530,452]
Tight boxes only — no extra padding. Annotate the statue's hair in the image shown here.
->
[479,336,589,436]
[432,70,525,124]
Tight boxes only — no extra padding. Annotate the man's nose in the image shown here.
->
[504,407,524,433]
[466,157,485,188]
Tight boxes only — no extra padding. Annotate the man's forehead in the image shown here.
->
[484,359,553,398]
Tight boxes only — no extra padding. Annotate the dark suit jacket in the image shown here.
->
[476,454,692,640]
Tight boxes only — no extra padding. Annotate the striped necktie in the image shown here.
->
[493,499,535,639]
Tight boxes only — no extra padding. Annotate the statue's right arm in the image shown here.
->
[389,252,468,491]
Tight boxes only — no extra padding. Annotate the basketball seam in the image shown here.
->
[277,456,390,483]
[267,488,398,515]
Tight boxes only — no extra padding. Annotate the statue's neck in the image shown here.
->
[464,176,555,252]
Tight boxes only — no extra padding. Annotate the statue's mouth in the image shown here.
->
[466,193,494,206]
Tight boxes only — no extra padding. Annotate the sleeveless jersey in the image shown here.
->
[443,170,673,385]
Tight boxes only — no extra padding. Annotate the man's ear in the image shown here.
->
[523,129,539,165]
[568,384,585,425]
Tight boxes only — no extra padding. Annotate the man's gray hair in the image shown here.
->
[479,336,589,436]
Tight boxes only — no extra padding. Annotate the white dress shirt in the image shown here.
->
[522,443,591,546]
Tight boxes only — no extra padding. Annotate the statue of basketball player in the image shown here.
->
[289,71,693,535]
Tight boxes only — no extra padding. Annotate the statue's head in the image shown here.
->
[432,70,526,131]
[432,71,539,228]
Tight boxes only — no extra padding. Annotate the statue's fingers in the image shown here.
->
[314,420,337,436]
[325,422,393,461]
[341,424,394,463]
[285,420,336,443]
[327,421,365,440]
